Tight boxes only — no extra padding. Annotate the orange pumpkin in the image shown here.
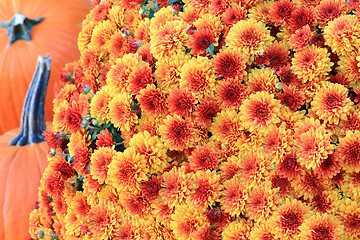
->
[0,0,91,134]
[0,55,51,240]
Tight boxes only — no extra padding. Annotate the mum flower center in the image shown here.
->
[281,212,302,230]
[325,94,342,109]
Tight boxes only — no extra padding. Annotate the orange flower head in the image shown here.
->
[337,51,360,88]
[135,18,151,44]
[269,0,296,25]
[187,170,221,210]
[315,152,341,179]
[137,84,167,115]
[293,169,328,199]
[109,92,138,132]
[90,147,116,184]
[150,20,189,60]
[337,130,360,171]
[270,172,294,198]
[264,41,290,69]
[287,7,315,33]
[222,220,251,240]
[289,25,312,50]
[324,15,360,56]
[291,45,333,83]
[247,183,279,222]
[159,114,195,150]
[180,56,216,97]
[310,190,340,214]
[219,155,242,182]
[159,166,192,207]
[188,28,216,56]
[247,68,279,95]
[341,171,360,201]
[312,82,353,125]
[188,145,219,171]
[337,199,360,239]
[107,147,149,191]
[167,88,196,118]
[222,4,246,27]
[129,131,169,174]
[277,84,305,112]
[314,0,346,28]
[194,96,220,129]
[127,61,154,95]
[239,91,281,133]
[220,176,249,217]
[216,78,248,110]
[269,199,310,239]
[170,204,208,239]
[120,189,152,217]
[193,13,224,43]
[211,109,244,144]
[299,213,343,240]
[212,48,247,80]
[226,19,273,63]
[91,20,118,54]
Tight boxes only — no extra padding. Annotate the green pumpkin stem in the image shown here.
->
[9,55,51,146]
[0,12,44,46]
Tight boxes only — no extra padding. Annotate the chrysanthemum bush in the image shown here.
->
[29,0,360,239]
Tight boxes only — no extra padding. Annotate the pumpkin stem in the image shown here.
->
[0,12,44,46]
[9,55,51,146]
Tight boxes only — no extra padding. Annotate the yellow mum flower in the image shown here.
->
[247,67,279,94]
[90,85,113,125]
[226,18,274,63]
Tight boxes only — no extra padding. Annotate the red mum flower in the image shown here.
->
[269,0,297,26]
[167,88,197,117]
[188,145,219,171]
[276,84,305,111]
[337,130,360,171]
[277,149,304,181]
[212,48,247,80]
[270,173,294,198]
[65,101,82,133]
[188,28,216,56]
[314,0,346,28]
[128,62,154,95]
[315,152,341,179]
[216,78,248,110]
[289,25,312,50]
[140,176,162,201]
[264,41,290,68]
[194,96,220,129]
[137,84,167,115]
[288,7,315,33]
[96,129,114,149]
[222,4,246,27]
[299,213,343,240]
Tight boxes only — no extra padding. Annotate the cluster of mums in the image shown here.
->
[28,0,360,239]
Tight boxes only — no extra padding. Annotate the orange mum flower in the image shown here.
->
[291,45,333,83]
[269,0,296,26]
[212,48,247,80]
[88,201,122,240]
[270,172,294,198]
[115,217,146,239]
[222,220,251,240]
[216,78,248,110]
[151,198,174,226]
[337,199,360,239]
[337,51,360,88]
[264,41,290,69]
[89,85,113,124]
[211,109,243,144]
[239,149,271,187]
[120,189,151,217]
[249,222,279,240]
[324,15,360,56]
[135,18,151,44]
[315,152,341,179]
[289,25,312,50]
[219,155,242,182]
[299,213,343,240]
[187,170,221,210]
[222,4,246,27]
[277,84,305,111]
[293,169,328,199]
[106,53,142,95]
[127,61,154,95]
[180,56,216,97]
[81,46,102,77]
[90,147,116,184]
[91,20,117,54]
[247,183,279,222]
[188,145,219,171]
[226,19,273,62]
[193,13,224,44]
[314,0,346,28]
[188,28,216,56]
[107,147,149,191]
[155,54,189,93]
[159,166,192,207]
[337,130,360,171]
[310,190,340,214]
[287,7,315,33]
[167,88,196,118]
[239,91,281,133]
[150,20,189,60]
[170,204,208,240]
[159,114,195,150]
[296,125,334,170]
[53,100,69,132]
[247,68,279,94]
[129,131,169,175]
[341,171,360,201]
[269,199,310,239]
[220,176,249,217]
[137,84,167,115]
[194,96,220,129]
[109,92,138,132]
[312,82,353,125]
